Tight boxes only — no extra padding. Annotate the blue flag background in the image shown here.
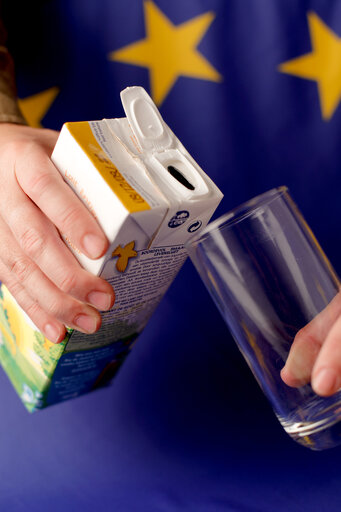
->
[1,1,341,511]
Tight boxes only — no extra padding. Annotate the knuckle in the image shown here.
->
[45,292,77,319]
[44,297,63,318]
[59,204,84,232]
[9,257,33,283]
[25,300,41,321]
[11,140,45,173]
[58,271,78,295]
[295,328,311,344]
[5,139,29,158]
[4,277,23,299]
[293,329,305,345]
[18,139,45,159]
[28,170,54,197]
[19,227,45,259]
[294,327,320,351]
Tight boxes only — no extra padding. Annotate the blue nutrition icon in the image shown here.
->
[168,210,190,228]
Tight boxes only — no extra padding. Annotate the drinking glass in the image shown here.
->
[187,186,341,450]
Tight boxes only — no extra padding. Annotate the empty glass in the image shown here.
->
[187,186,341,450]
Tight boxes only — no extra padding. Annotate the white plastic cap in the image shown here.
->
[120,86,174,152]
[120,86,210,201]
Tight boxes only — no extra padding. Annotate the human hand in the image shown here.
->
[281,291,341,397]
[0,123,115,343]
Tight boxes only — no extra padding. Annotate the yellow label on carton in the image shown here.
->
[66,121,150,213]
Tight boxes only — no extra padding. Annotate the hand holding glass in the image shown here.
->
[187,187,341,450]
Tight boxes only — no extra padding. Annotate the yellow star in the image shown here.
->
[109,0,222,105]
[279,12,341,120]
[18,86,59,128]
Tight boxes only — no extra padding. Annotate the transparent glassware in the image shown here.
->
[187,186,341,450]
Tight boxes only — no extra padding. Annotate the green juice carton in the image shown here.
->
[0,86,223,411]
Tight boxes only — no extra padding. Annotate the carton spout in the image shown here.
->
[167,165,195,191]
[148,149,209,201]
[120,86,211,202]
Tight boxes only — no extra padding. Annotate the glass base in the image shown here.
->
[277,400,341,450]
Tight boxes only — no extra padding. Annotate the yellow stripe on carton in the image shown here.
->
[66,121,150,213]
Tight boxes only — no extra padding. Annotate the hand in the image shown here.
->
[281,291,341,396]
[0,123,115,343]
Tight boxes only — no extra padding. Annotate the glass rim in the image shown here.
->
[188,185,288,247]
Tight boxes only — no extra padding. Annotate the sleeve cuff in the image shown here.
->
[0,45,27,125]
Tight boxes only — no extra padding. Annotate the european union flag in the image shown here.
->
[3,1,341,509]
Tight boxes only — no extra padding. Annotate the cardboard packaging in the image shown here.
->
[0,87,223,411]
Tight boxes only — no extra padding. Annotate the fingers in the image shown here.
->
[0,125,115,342]
[4,191,114,309]
[0,215,104,342]
[0,263,66,343]
[311,315,341,396]
[280,331,321,388]
[14,148,108,259]
[281,292,341,396]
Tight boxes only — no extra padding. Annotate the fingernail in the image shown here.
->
[87,291,113,311]
[44,323,63,343]
[312,368,338,396]
[73,314,98,333]
[82,234,107,259]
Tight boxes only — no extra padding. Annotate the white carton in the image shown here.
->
[0,87,223,410]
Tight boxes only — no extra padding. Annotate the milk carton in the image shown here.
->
[0,87,223,411]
